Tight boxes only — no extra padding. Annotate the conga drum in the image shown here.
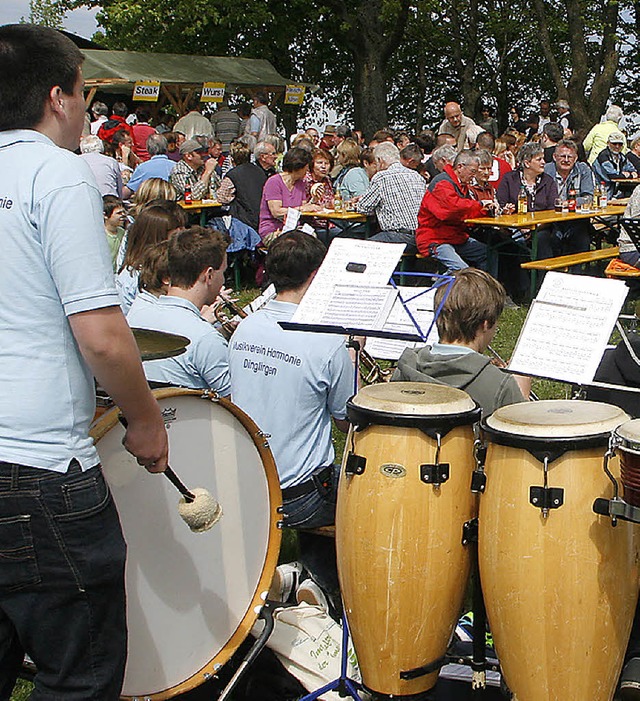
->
[91,388,282,700]
[479,400,638,701]
[336,382,481,699]
[615,419,640,508]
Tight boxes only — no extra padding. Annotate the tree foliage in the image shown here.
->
[25,0,67,28]
[68,0,640,135]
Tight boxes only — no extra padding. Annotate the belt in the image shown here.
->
[282,467,333,501]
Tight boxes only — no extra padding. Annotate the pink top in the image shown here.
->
[259,173,308,240]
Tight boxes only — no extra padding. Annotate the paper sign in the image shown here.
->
[283,208,301,232]
[201,82,226,102]
[132,81,160,102]
[284,85,306,105]
[508,272,628,384]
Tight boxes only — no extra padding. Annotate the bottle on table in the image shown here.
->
[517,186,528,215]
[599,181,608,210]
[333,189,343,212]
[592,181,601,211]
[184,185,192,205]
[568,189,577,212]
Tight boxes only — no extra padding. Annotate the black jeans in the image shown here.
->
[0,461,127,700]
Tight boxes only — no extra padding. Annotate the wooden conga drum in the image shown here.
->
[479,400,638,701]
[615,419,640,508]
[336,382,481,699]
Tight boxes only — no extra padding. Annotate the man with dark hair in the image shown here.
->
[217,141,267,230]
[124,133,175,197]
[97,100,134,143]
[127,226,232,395]
[228,231,354,602]
[131,105,155,161]
[541,122,564,163]
[210,99,242,154]
[0,24,168,699]
[103,194,127,270]
[170,138,219,199]
[393,268,528,414]
[400,142,424,170]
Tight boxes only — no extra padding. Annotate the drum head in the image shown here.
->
[485,400,628,439]
[615,419,640,454]
[91,389,281,700]
[351,382,476,416]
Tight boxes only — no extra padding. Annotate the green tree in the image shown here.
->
[25,0,67,28]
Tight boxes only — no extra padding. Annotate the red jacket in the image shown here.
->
[132,123,156,161]
[97,115,133,143]
[416,164,486,254]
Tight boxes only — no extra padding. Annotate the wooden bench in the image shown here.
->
[520,246,620,272]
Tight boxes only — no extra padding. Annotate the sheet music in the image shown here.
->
[291,239,406,328]
[320,285,397,328]
[508,272,628,384]
[366,286,439,359]
[283,207,301,232]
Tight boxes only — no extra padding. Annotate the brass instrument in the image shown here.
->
[359,347,393,384]
[213,294,247,340]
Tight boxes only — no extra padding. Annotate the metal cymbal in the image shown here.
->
[131,328,190,361]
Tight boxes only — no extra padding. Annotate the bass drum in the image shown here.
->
[479,399,637,701]
[91,388,282,700]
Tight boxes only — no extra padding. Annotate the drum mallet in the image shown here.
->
[118,415,222,533]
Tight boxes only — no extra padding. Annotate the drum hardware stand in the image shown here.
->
[593,442,640,526]
[297,610,364,701]
[216,602,276,701]
[529,456,564,518]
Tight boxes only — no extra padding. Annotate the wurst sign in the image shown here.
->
[201,82,226,102]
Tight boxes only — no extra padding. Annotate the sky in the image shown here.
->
[0,0,100,39]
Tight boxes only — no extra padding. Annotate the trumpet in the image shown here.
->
[359,347,393,384]
[213,293,247,340]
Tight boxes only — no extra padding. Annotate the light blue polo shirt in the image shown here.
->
[228,300,354,488]
[127,295,231,395]
[0,130,120,472]
[126,154,176,193]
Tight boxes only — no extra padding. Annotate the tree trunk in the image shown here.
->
[532,0,620,132]
[353,48,391,139]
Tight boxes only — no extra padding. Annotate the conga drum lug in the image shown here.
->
[528,485,564,512]
[345,452,366,475]
[461,518,478,546]
[419,462,449,485]
[470,469,487,493]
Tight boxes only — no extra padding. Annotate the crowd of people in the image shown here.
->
[3,21,640,701]
[79,93,640,307]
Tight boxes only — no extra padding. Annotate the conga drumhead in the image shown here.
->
[350,382,476,416]
[485,399,628,439]
[91,388,281,700]
[616,419,640,453]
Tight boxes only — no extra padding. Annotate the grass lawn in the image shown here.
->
[9,293,567,701]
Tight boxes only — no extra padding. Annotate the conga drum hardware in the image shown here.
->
[594,421,640,525]
[470,438,487,493]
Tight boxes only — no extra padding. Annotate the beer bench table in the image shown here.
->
[520,246,620,272]
[465,204,627,296]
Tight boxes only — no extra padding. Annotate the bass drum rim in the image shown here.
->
[91,387,282,700]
